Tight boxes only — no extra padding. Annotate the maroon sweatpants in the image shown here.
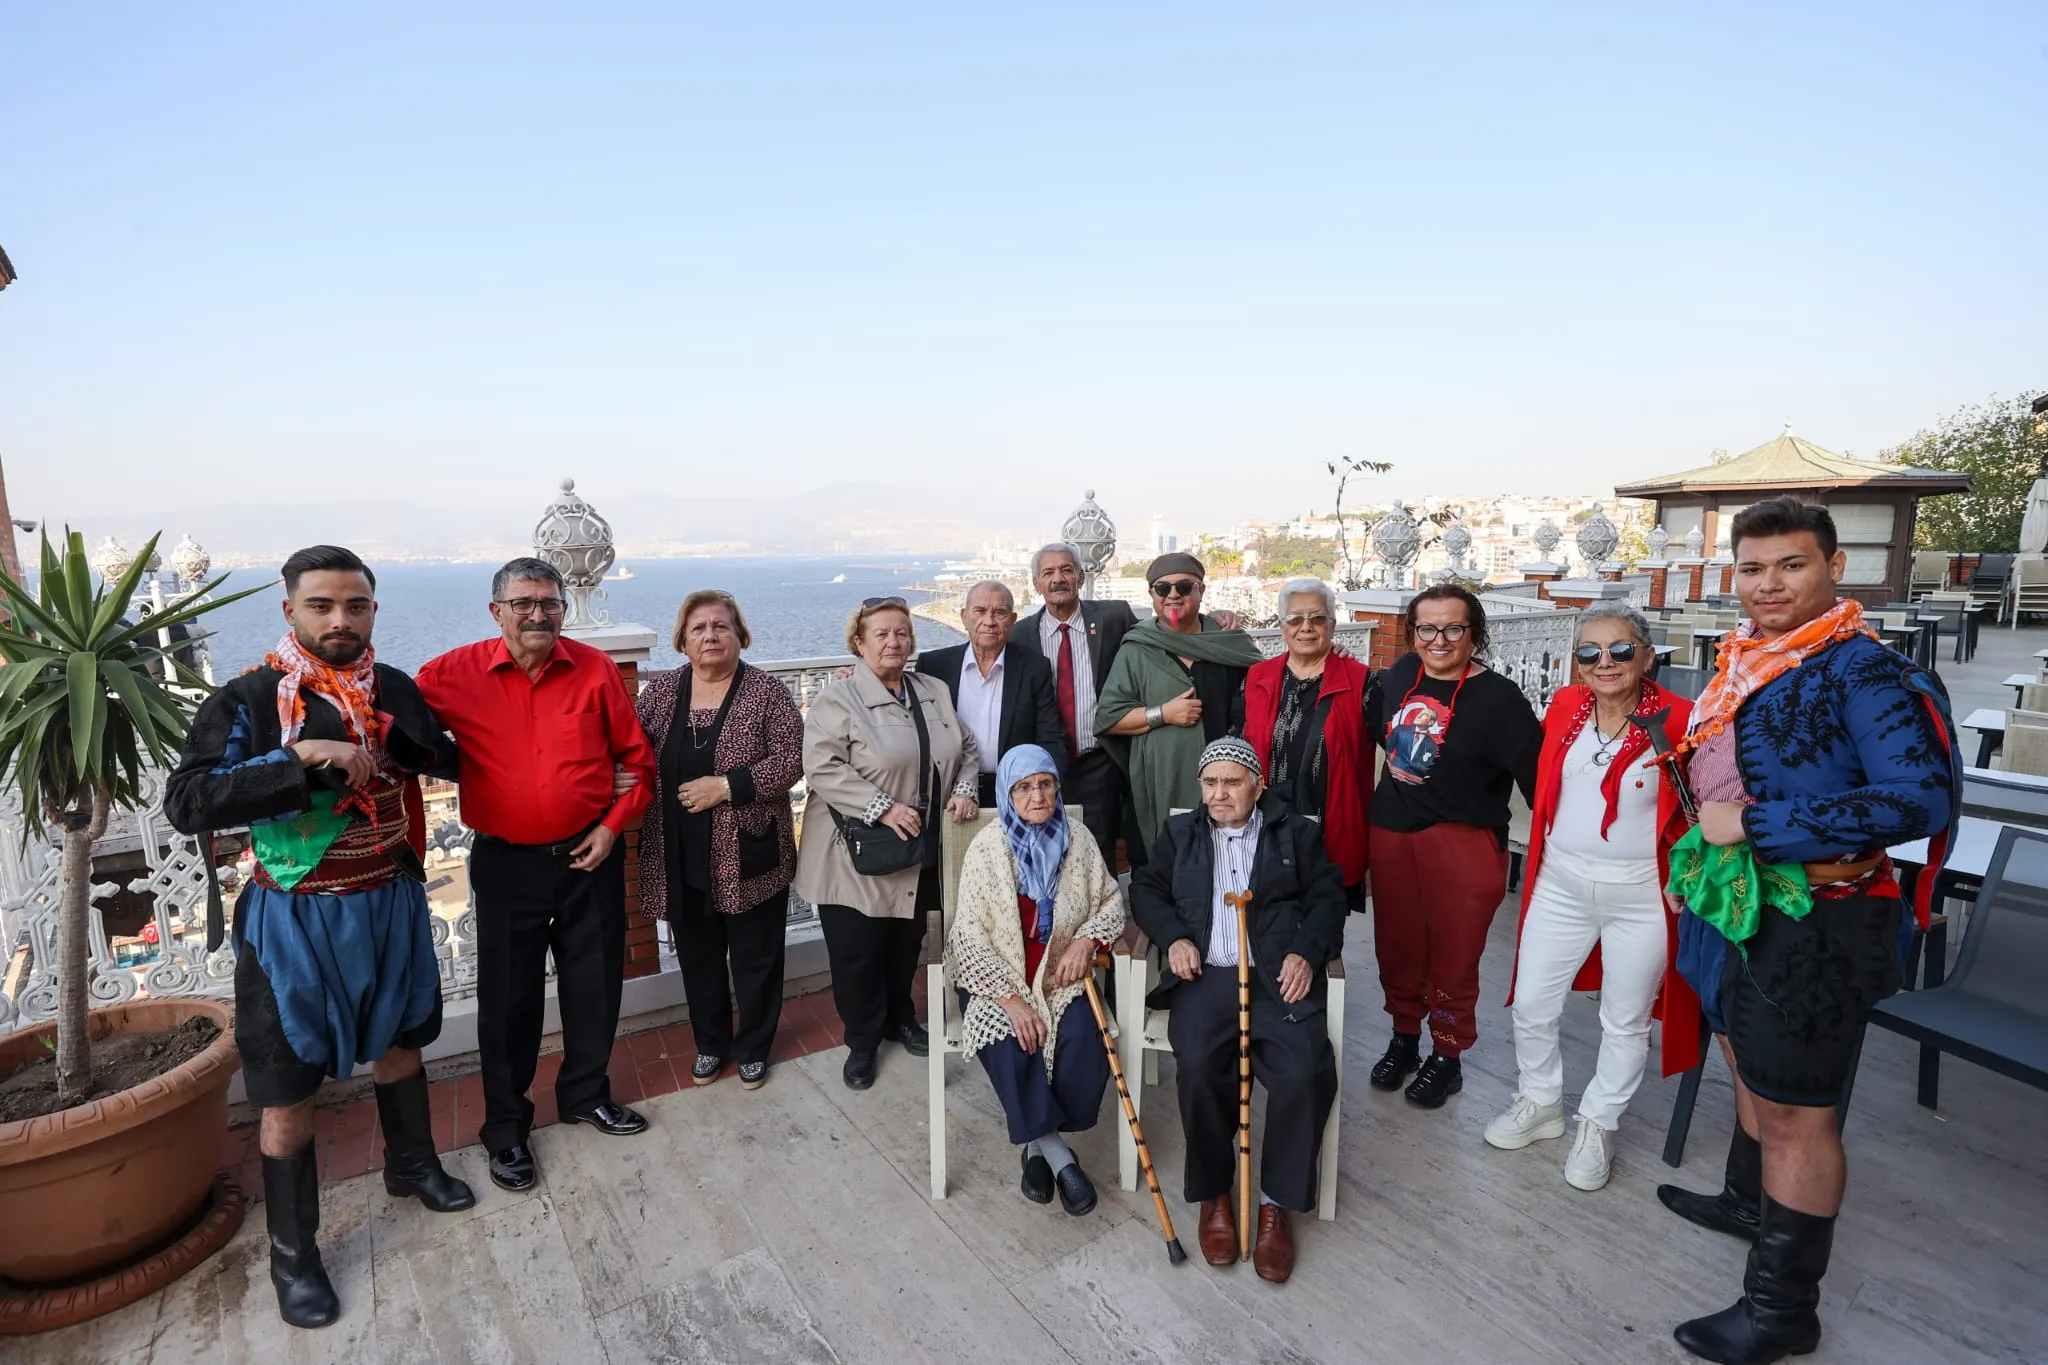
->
[1370,823,1509,1057]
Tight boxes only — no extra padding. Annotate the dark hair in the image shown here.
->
[1729,497,1837,559]
[281,545,374,595]
[492,556,566,601]
[1402,583,1490,654]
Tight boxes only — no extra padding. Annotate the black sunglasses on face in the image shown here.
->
[1574,642,1640,666]
[861,596,908,609]
[1150,579,1201,598]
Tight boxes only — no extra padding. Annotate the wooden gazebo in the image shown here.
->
[1615,424,1971,605]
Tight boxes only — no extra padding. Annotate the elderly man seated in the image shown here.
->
[1129,737,1343,1284]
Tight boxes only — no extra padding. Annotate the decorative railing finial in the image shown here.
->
[1575,508,1619,571]
[1060,489,1117,599]
[534,477,616,630]
[168,533,211,589]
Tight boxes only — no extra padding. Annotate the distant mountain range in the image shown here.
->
[19,482,1084,565]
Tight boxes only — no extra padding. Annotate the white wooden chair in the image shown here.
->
[1110,811,1344,1221]
[926,804,1092,1199]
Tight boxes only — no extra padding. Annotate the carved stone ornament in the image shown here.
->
[168,533,211,587]
[1575,508,1620,568]
[1060,489,1118,598]
[91,535,134,584]
[1684,524,1705,558]
[534,477,616,629]
[1531,520,1561,560]
[1440,516,1472,572]
[1648,525,1670,559]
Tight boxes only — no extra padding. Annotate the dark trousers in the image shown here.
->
[469,836,626,1151]
[1064,747,1126,871]
[669,885,788,1065]
[1369,822,1508,1057]
[818,868,933,1054]
[1166,963,1336,1213]
[963,989,1110,1145]
[976,771,999,810]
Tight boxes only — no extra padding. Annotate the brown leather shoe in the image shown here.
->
[1254,1205,1295,1284]
[1199,1197,1237,1267]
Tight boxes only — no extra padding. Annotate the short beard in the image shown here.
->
[298,628,366,666]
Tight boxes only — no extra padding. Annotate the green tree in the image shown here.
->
[1616,502,1655,564]
[1882,391,2046,552]
[1254,535,1336,579]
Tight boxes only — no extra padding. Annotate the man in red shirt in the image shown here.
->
[416,557,658,1192]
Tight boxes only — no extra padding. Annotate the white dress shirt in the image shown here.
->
[1205,812,1262,967]
[956,651,1005,774]
[1038,609,1099,754]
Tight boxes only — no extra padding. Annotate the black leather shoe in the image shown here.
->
[375,1073,476,1214]
[691,1054,724,1085]
[1674,1197,1834,1363]
[1020,1149,1054,1204]
[1659,1128,1762,1244]
[1369,1033,1421,1091]
[890,1021,931,1057]
[843,1049,878,1090]
[489,1143,537,1192]
[561,1101,649,1137]
[1054,1162,1097,1217]
[1404,1052,1463,1108]
[263,1147,340,1329]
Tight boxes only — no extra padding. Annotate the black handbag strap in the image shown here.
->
[903,679,933,818]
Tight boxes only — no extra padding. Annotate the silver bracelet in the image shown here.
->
[1145,704,1165,730]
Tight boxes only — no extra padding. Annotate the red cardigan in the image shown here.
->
[1508,681,1700,1078]
[1244,652,1371,886]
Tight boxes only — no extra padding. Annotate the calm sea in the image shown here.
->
[172,557,968,675]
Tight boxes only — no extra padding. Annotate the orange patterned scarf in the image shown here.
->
[266,631,388,770]
[1678,600,1878,755]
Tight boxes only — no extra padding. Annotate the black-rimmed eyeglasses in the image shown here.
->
[1411,622,1469,643]
[497,597,567,617]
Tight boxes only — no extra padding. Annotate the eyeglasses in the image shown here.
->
[497,597,566,617]
[1010,776,1059,798]
[1574,642,1640,666]
[1150,579,1201,598]
[1282,613,1331,629]
[861,596,908,609]
[1411,622,1469,643]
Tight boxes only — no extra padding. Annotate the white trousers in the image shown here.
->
[1510,845,1667,1130]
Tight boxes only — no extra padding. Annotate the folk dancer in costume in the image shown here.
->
[1129,737,1343,1284]
[1661,499,1958,1365]
[166,547,473,1330]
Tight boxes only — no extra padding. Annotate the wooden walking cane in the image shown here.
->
[1085,952,1185,1264]
[1226,889,1255,1263]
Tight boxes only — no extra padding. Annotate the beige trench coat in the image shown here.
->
[793,661,979,919]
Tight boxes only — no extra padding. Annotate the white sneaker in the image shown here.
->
[1483,1093,1566,1150]
[1564,1117,1613,1191]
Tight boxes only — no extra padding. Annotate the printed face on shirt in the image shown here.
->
[283,569,376,665]
[1200,761,1262,828]
[1386,699,1445,785]
[490,576,567,651]
[1733,531,1846,638]
[959,582,1016,654]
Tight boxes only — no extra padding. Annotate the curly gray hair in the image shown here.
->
[1573,600,1654,652]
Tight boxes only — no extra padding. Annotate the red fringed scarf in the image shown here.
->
[1554,679,1663,841]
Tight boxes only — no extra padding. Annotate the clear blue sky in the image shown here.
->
[3,1,2042,540]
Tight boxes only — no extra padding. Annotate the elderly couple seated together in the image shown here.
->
[946,738,1342,1285]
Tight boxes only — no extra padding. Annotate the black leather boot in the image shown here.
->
[1674,1196,1834,1363]
[376,1072,477,1213]
[1658,1126,1762,1243]
[263,1146,340,1329]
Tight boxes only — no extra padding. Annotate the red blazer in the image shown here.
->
[1508,681,1699,1078]
[1244,652,1371,886]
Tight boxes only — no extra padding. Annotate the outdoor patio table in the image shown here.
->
[1960,768,2048,828]
[2006,673,2036,705]
[1960,708,2005,768]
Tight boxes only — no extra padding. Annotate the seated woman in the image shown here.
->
[947,744,1126,1216]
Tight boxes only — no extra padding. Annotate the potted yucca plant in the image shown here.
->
[0,529,266,1330]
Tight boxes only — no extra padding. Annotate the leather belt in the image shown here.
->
[475,826,597,858]
[1802,856,1883,885]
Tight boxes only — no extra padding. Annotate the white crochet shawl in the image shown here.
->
[945,820,1126,1076]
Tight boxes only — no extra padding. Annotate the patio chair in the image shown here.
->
[2019,685,2048,715]
[1969,554,2014,624]
[1840,827,2048,1116]
[2005,726,2048,779]
[1909,550,1949,598]
[1112,810,1344,1220]
[2011,558,2048,629]
[926,804,1101,1199]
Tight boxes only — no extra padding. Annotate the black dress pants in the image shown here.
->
[1166,963,1336,1213]
[470,835,626,1151]
[1063,747,1125,871]
[819,866,934,1054]
[669,885,788,1065]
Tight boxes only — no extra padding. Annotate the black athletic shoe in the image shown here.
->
[1369,1033,1422,1091]
[1404,1053,1463,1108]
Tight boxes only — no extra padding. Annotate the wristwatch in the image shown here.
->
[1145,704,1165,730]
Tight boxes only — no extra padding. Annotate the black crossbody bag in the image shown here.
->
[830,682,934,876]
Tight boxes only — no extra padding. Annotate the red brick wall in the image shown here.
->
[1348,609,1409,672]
[1648,566,1668,609]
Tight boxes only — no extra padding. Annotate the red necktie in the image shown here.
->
[1055,623,1079,759]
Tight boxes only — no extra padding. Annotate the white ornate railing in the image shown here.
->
[1484,611,1576,709]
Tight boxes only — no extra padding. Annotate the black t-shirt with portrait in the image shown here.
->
[1363,653,1541,843]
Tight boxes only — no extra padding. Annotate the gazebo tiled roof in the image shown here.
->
[1616,424,1971,498]
[0,244,14,291]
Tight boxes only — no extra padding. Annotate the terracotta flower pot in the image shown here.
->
[0,997,240,1284]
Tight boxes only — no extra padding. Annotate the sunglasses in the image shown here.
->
[1282,613,1331,628]
[1150,578,1201,598]
[861,596,908,609]
[1574,642,1640,666]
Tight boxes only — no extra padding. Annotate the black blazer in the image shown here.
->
[1009,599,1138,692]
[915,641,1068,774]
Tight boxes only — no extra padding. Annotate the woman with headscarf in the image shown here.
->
[946,744,1127,1216]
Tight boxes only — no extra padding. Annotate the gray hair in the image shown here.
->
[1574,600,1654,652]
[492,556,565,602]
[1279,578,1336,619]
[1031,542,1083,578]
[963,579,1014,611]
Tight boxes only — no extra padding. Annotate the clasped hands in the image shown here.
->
[999,939,1098,1050]
[1166,938,1313,1003]
[876,794,978,840]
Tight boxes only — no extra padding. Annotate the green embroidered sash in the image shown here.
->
[249,790,353,892]
[1665,825,1813,949]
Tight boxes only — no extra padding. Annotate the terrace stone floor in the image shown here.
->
[9,622,2048,1365]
